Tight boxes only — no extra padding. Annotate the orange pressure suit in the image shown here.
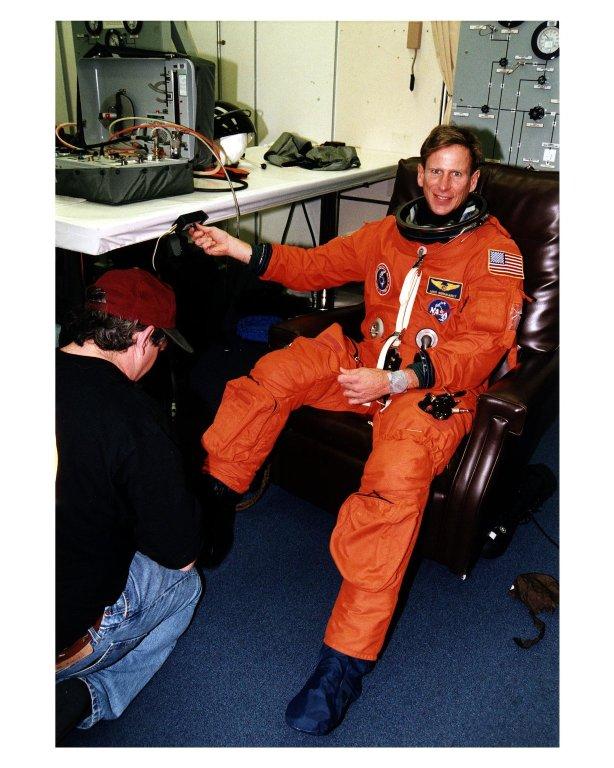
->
[203,213,524,661]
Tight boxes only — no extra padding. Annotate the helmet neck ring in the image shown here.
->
[395,192,488,243]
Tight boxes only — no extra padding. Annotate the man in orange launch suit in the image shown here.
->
[189,125,524,735]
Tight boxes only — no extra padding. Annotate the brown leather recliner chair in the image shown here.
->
[268,158,559,577]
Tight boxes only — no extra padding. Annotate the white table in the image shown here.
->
[56,145,401,255]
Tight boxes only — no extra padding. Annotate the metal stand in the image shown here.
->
[312,190,341,310]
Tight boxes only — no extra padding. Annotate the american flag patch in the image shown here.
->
[488,249,524,279]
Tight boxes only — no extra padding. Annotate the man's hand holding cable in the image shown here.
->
[189,224,252,263]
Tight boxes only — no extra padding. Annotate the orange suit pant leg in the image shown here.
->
[324,391,475,660]
[202,323,365,494]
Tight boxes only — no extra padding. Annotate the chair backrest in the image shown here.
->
[388,158,559,354]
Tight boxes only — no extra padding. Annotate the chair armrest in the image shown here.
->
[478,348,559,435]
[441,348,559,574]
[268,303,365,349]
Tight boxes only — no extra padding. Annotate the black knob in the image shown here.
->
[529,106,545,121]
[537,75,547,85]
[499,57,508,67]
[481,104,490,114]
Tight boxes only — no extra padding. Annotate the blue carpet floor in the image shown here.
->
[63,415,559,748]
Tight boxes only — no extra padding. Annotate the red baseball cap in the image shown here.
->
[86,268,193,353]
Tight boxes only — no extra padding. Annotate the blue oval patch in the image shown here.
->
[428,299,451,323]
[375,263,391,296]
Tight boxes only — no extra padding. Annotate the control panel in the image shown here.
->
[451,21,559,171]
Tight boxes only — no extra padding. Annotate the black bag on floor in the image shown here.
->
[509,572,559,649]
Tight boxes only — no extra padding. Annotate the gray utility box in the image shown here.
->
[452,21,559,171]
[77,54,215,168]
[55,155,194,205]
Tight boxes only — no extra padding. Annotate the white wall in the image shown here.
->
[56,21,77,125]
[335,22,442,156]
[56,20,444,244]
[55,23,68,124]
[255,22,338,143]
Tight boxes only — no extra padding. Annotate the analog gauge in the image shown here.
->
[84,21,102,36]
[123,21,143,35]
[498,21,523,28]
[105,28,123,47]
[531,21,559,60]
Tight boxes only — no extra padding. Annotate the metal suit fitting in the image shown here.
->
[370,317,385,338]
[416,328,439,349]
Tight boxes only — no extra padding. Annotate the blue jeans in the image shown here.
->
[56,551,202,728]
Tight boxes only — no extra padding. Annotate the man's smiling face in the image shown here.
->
[417,144,480,217]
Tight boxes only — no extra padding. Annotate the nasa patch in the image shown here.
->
[375,263,391,296]
[428,299,451,323]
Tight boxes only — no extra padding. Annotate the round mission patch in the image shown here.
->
[375,263,391,296]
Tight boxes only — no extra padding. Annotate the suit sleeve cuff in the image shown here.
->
[248,243,273,276]
[407,361,429,389]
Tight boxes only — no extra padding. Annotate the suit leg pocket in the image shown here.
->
[330,492,420,592]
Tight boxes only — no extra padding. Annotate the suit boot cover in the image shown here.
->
[285,644,375,735]
[199,474,241,568]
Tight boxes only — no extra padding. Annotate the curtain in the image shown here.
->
[431,21,460,124]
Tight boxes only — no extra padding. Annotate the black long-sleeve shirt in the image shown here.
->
[55,350,203,652]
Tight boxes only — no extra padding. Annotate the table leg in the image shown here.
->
[319,190,340,244]
[312,191,340,310]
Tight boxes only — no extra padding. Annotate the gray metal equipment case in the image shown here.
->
[56,52,215,204]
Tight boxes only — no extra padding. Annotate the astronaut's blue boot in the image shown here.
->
[285,644,375,735]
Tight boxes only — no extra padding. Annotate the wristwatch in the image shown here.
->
[387,369,409,395]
